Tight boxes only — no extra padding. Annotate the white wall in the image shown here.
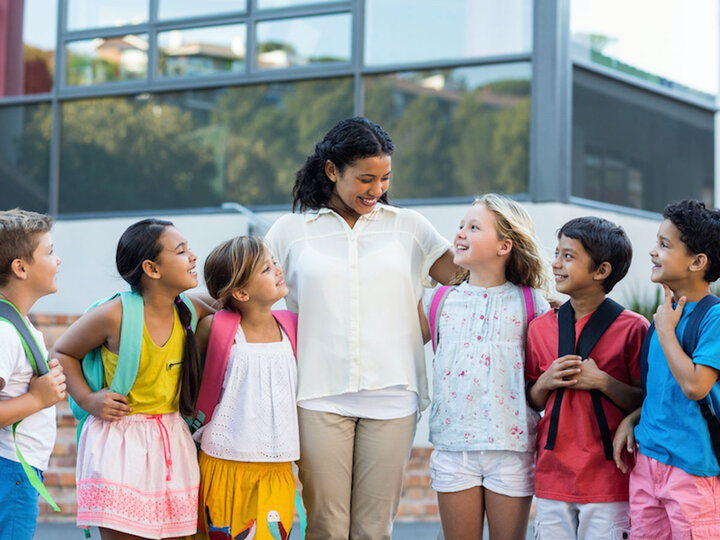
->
[34,213,249,315]
[37,202,662,446]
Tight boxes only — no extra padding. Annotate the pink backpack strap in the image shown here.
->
[429,286,453,353]
[522,286,535,325]
[272,310,298,359]
[189,309,241,432]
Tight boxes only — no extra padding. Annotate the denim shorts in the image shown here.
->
[0,455,42,540]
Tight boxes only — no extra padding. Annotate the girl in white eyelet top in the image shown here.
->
[193,236,299,540]
[421,194,553,540]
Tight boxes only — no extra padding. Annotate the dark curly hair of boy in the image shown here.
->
[663,199,720,283]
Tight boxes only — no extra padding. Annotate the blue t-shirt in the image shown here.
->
[636,301,720,476]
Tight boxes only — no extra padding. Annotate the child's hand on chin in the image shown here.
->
[653,284,686,336]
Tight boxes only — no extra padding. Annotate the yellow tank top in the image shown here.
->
[101,309,185,414]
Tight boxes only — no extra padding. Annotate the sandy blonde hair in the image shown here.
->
[0,209,54,287]
[452,194,553,293]
[203,236,267,310]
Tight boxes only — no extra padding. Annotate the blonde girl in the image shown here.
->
[193,236,299,540]
[423,194,552,540]
[53,218,214,539]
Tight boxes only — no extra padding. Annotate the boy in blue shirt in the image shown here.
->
[614,200,720,539]
[0,209,67,540]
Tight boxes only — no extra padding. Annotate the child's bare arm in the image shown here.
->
[195,314,214,356]
[187,294,217,320]
[527,355,582,410]
[429,249,458,285]
[573,358,643,411]
[0,358,66,428]
[613,407,642,474]
[52,299,132,421]
[655,285,718,400]
[418,301,430,344]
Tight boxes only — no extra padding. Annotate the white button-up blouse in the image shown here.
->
[265,204,450,410]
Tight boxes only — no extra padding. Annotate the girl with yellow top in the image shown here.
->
[54,219,214,539]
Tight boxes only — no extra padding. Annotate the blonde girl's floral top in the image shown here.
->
[423,281,549,452]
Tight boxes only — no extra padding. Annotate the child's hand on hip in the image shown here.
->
[82,388,132,421]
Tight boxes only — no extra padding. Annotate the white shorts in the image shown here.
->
[429,449,535,497]
[534,498,630,540]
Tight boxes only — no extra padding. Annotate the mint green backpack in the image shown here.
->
[69,291,197,442]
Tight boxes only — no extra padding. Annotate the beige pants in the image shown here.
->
[297,408,417,540]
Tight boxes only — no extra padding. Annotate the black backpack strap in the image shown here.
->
[699,399,720,468]
[682,295,720,352]
[0,300,48,375]
[544,303,574,452]
[544,298,624,459]
[681,295,720,468]
[640,323,655,400]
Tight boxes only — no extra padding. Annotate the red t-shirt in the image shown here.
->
[525,307,648,503]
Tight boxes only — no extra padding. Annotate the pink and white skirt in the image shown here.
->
[76,412,199,538]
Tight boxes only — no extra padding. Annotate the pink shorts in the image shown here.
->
[629,452,720,540]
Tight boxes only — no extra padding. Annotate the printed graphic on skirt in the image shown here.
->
[206,506,257,539]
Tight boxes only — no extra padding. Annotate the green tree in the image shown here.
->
[58,97,218,212]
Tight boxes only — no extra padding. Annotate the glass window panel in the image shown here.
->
[572,68,714,213]
[0,103,51,212]
[258,0,336,9]
[0,0,57,97]
[571,0,718,98]
[256,14,351,69]
[364,63,531,199]
[365,0,532,66]
[66,35,148,86]
[158,0,246,21]
[158,25,246,78]
[58,78,353,213]
[66,0,148,30]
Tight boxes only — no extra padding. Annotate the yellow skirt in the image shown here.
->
[195,451,296,540]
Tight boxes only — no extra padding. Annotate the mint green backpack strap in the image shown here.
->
[178,293,198,331]
[107,292,145,395]
[295,488,306,539]
[70,292,145,445]
[69,293,121,432]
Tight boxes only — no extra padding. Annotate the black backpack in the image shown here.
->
[544,298,626,461]
[640,294,720,467]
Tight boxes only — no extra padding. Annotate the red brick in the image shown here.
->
[60,473,76,487]
[44,472,60,486]
[52,443,70,456]
[50,456,77,468]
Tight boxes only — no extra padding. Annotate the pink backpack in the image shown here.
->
[187,309,298,433]
[429,285,535,352]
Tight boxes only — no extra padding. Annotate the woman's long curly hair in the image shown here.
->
[292,117,395,212]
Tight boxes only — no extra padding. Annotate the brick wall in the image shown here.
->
[32,314,440,523]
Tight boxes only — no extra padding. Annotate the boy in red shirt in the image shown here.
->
[526,217,648,539]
